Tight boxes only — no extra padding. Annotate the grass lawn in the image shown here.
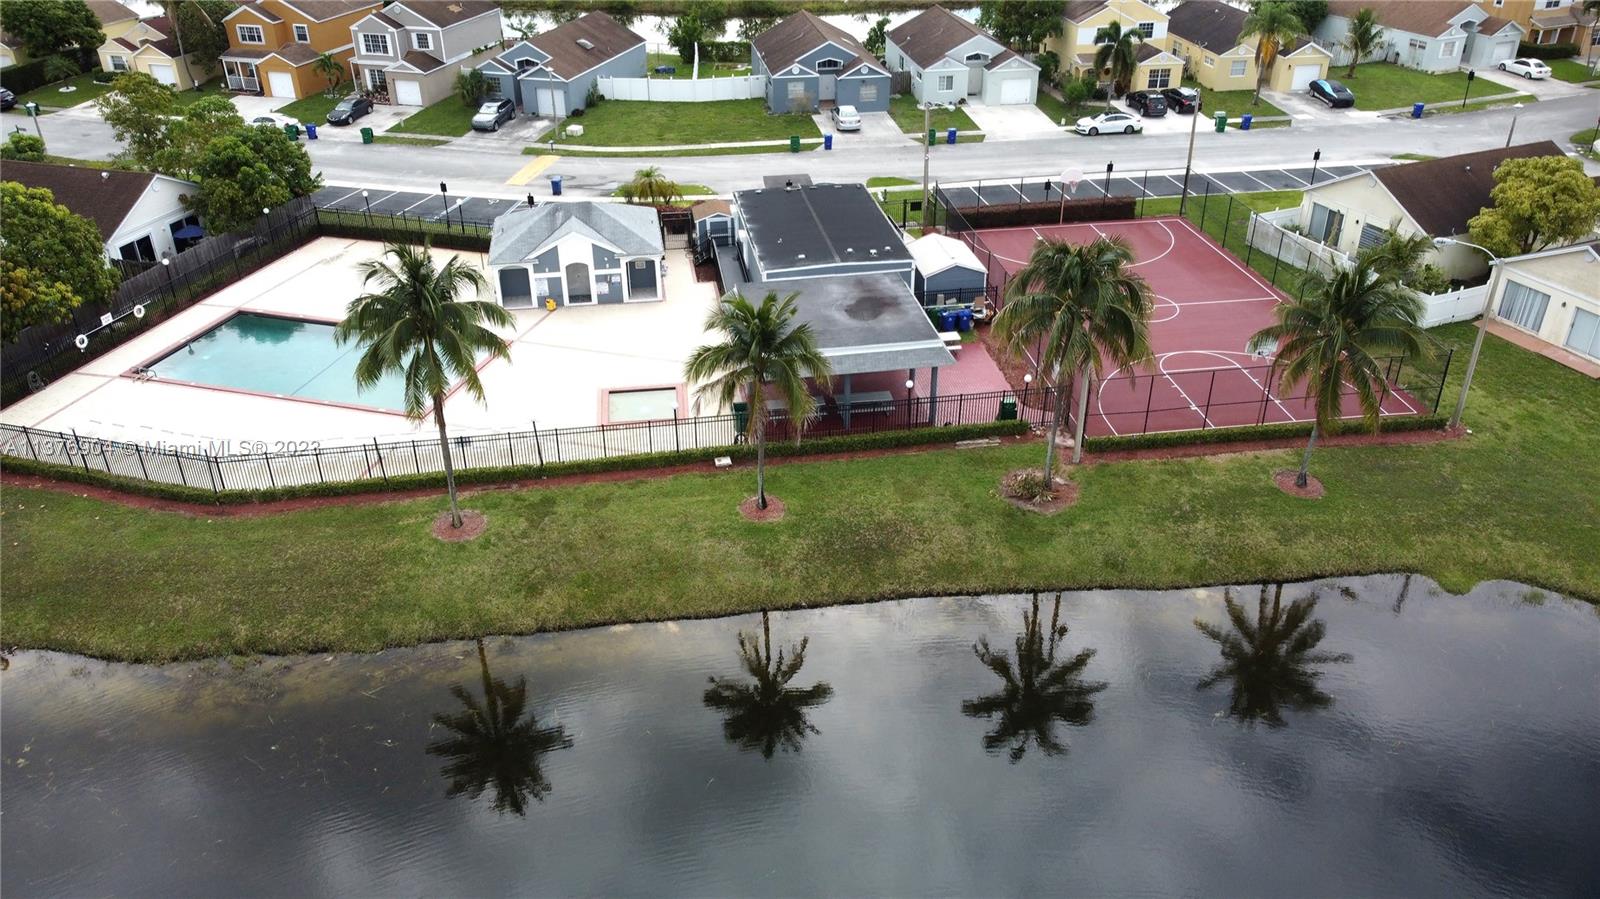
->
[273,92,344,122]
[389,97,478,137]
[888,93,981,135]
[1545,57,1600,84]
[169,78,229,107]
[2,314,1595,662]
[645,51,748,78]
[373,134,450,147]
[16,72,114,109]
[1034,88,1088,126]
[1575,127,1599,160]
[539,143,822,158]
[1181,79,1284,117]
[610,182,714,197]
[549,99,820,147]
[866,176,917,187]
[1339,62,1515,110]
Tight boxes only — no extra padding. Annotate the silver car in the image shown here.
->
[830,104,861,132]
[472,98,516,131]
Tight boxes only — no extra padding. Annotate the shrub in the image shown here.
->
[1413,264,1450,296]
[40,54,82,83]
[1516,41,1577,60]
[1001,468,1056,503]
[0,132,46,161]
[92,70,116,84]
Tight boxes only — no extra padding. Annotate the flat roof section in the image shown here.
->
[735,183,912,277]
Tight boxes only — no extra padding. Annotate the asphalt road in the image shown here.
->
[6,90,1597,201]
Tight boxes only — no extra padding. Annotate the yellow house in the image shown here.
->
[1167,0,1331,94]
[1043,0,1186,92]
[3,1,139,68]
[1483,241,1600,374]
[1472,0,1595,49]
[218,0,380,101]
[98,16,209,91]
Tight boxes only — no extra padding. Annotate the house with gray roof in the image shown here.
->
[751,11,892,113]
[489,202,665,308]
[886,5,1039,106]
[1315,1,1507,73]
[476,12,646,118]
[347,0,503,107]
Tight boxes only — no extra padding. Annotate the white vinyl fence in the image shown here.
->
[1418,284,1487,327]
[599,75,766,102]
[1247,208,1353,278]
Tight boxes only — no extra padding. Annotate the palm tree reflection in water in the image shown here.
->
[962,592,1108,762]
[1195,584,1353,728]
[427,638,572,816]
[703,611,834,759]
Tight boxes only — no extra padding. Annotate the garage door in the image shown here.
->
[267,70,296,99]
[998,77,1031,105]
[394,79,422,106]
[536,88,566,117]
[149,63,176,86]
[1290,64,1320,90]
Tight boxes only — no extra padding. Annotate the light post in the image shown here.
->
[439,181,450,232]
[1461,68,1475,109]
[920,101,952,228]
[1023,371,1033,409]
[1178,98,1200,214]
[160,256,173,299]
[1309,148,1321,186]
[1504,102,1524,147]
[1434,236,1503,431]
[526,192,536,208]
[22,101,44,144]
[362,189,371,224]
[1102,161,1114,213]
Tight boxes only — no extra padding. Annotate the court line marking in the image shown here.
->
[1170,216,1279,297]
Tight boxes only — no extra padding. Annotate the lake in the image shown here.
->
[3,575,1597,896]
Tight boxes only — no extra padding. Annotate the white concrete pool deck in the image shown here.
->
[1,238,724,449]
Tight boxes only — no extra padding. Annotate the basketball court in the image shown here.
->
[962,216,1426,436]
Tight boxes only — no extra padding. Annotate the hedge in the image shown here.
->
[1515,42,1578,60]
[1081,414,1448,452]
[315,213,492,251]
[955,197,1138,230]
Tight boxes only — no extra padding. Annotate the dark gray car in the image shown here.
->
[471,98,515,131]
[326,95,372,125]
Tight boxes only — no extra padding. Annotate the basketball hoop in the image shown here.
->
[1059,168,1084,224]
[1248,337,1277,358]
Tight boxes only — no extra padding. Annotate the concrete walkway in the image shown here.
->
[962,100,1061,140]
[1473,65,1594,100]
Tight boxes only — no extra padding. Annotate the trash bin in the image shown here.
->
[946,127,956,144]
[283,123,299,140]
[549,174,562,196]
[1411,102,1424,119]
[304,123,318,140]
[956,308,973,331]
[733,401,750,435]
[789,135,800,152]
[997,395,1018,421]
[823,133,833,150]
[1239,113,1252,131]
[927,128,936,146]
[360,126,374,144]
[939,310,957,331]
[1213,111,1227,133]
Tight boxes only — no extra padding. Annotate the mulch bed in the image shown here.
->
[431,509,487,541]
[999,470,1080,515]
[738,494,786,522]
[1273,470,1325,499]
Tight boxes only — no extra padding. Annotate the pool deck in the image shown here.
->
[0,238,724,448]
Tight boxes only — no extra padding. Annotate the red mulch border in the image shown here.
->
[738,495,786,522]
[1273,470,1325,499]
[432,509,487,541]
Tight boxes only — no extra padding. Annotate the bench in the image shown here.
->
[939,330,963,351]
[837,390,896,414]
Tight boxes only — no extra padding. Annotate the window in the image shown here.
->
[815,58,843,72]
[1229,59,1246,77]
[1137,22,1155,38]
[1147,68,1171,88]
[1408,38,1426,51]
[1592,27,1600,45]
[362,33,391,55]
[292,23,309,43]
[1566,308,1600,359]
[1358,224,1387,249]
[413,32,432,51]
[1441,40,1458,56]
[1307,203,1344,244]
[1203,55,1215,66]
[1493,0,1503,5]
[937,74,954,91]
[964,51,988,62]
[117,235,156,263]
[1498,280,1550,331]
[517,57,537,71]
[858,82,878,102]
[1543,0,1560,8]
[236,24,264,44]
[366,68,387,91]
[110,54,128,71]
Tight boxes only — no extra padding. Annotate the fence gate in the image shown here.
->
[660,208,692,250]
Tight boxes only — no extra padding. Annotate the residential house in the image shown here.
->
[885,5,1039,106]
[1295,141,1565,280]
[692,200,734,248]
[1465,13,1529,67]
[2,161,203,264]
[98,16,209,90]
[1168,1,1332,93]
[346,1,501,107]
[1317,1,1498,73]
[3,0,140,67]
[908,232,987,303]
[1472,0,1596,49]
[751,11,892,113]
[219,0,381,101]
[476,12,645,118]
[1484,241,1600,371]
[1042,0,1186,93]
[489,202,664,308]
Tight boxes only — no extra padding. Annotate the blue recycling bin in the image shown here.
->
[549,174,563,196]
[1412,102,1424,119]
[939,310,957,331]
[946,127,957,144]
[304,123,318,140]
[1240,113,1252,131]
[956,308,973,331]
[823,133,833,150]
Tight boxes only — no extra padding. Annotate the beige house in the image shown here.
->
[347,0,503,108]
[1044,0,1185,92]
[98,16,209,90]
[1295,141,1567,281]
[3,0,139,67]
[1485,241,1600,373]
[1167,1,1331,93]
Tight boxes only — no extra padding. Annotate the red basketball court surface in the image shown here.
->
[964,216,1425,436]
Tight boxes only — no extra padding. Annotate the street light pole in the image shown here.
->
[362,189,371,224]
[1309,148,1321,186]
[439,181,450,232]
[1461,68,1474,109]
[1435,237,1502,431]
[1505,102,1524,147]
[1178,101,1200,215]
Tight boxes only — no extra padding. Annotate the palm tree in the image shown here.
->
[625,166,681,206]
[684,291,832,511]
[335,242,513,528]
[1238,2,1306,106]
[961,592,1107,762]
[1091,20,1143,103]
[1356,227,1433,281]
[992,236,1154,480]
[1248,257,1426,489]
[427,638,573,815]
[455,68,487,106]
[1341,7,1384,78]
[703,611,834,758]
[1194,584,1351,727]
[313,51,345,98]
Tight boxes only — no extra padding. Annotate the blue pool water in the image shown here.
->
[148,313,407,410]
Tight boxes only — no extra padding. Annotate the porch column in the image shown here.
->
[927,366,939,425]
[840,373,853,429]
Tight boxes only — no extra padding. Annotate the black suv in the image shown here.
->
[1125,90,1167,117]
[1161,86,1201,114]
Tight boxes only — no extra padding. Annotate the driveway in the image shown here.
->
[1262,89,1384,124]
[813,110,909,147]
[452,113,554,151]
[1472,65,1584,100]
[962,100,1060,140]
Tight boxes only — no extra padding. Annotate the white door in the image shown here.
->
[999,76,1031,104]
[819,74,836,101]
[536,88,566,117]
[394,79,422,106]
[552,90,566,117]
[149,63,176,86]
[1290,64,1319,90]
[267,70,296,99]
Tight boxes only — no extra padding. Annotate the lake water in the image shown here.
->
[3,575,1597,896]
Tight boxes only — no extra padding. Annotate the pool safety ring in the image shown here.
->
[133,303,146,319]
[74,334,89,350]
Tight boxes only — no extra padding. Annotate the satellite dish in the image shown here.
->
[74,334,89,350]
[132,303,146,319]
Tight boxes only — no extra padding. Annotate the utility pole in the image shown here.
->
[1178,102,1200,214]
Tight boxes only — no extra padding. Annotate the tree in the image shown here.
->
[1194,584,1350,727]
[1092,20,1142,100]
[1276,0,1328,33]
[864,16,890,59]
[1467,155,1600,257]
[1340,7,1383,77]
[455,67,488,106]
[335,242,513,529]
[684,291,833,511]
[1238,2,1306,106]
[153,95,244,180]
[167,0,233,80]
[992,236,1154,480]
[426,638,572,815]
[703,611,834,758]
[93,72,179,169]
[961,592,1107,762]
[313,51,347,98]
[188,125,320,232]
[666,12,708,65]
[0,182,119,341]
[625,166,680,205]
[1249,258,1426,489]
[0,0,101,57]
[977,0,1064,52]
[1036,49,1062,89]
[41,53,81,82]
[0,132,46,161]
[1357,228,1448,295]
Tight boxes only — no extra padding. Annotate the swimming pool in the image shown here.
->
[147,313,407,411]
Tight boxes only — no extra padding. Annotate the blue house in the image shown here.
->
[751,11,892,114]
[489,202,664,309]
[476,11,645,118]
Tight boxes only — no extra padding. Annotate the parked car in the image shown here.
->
[0,88,14,111]
[1499,58,1551,79]
[326,95,372,125]
[1308,79,1355,108]
[1074,110,1143,135]
[1125,90,1167,117]
[830,104,861,131]
[1162,85,1201,114]
[471,98,516,132]
[249,113,294,128]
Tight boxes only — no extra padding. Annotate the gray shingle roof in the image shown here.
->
[490,202,663,265]
[887,5,988,69]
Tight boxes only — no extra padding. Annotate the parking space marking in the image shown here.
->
[1276,168,1308,186]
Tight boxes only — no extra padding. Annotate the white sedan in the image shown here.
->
[1074,110,1143,136]
[1498,58,1551,79]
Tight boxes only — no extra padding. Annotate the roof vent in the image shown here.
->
[797,253,806,260]
[576,38,594,50]
[446,2,462,11]
[785,179,796,190]
[869,248,878,257]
